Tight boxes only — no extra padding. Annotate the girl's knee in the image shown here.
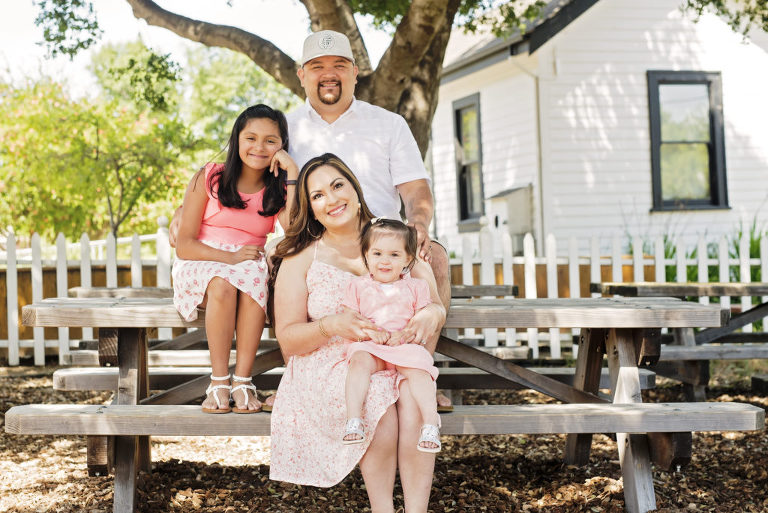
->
[349,351,376,372]
[206,277,237,302]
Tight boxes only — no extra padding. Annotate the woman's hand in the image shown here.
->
[325,310,379,341]
[270,149,299,179]
[364,328,390,345]
[395,303,446,346]
[228,245,264,264]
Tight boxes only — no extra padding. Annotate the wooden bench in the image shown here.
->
[593,281,768,400]
[52,365,657,392]
[17,295,740,513]
[6,402,762,437]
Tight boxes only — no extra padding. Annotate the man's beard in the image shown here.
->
[318,83,342,105]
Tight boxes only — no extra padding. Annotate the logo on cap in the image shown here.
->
[319,33,335,50]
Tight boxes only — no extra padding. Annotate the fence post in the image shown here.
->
[590,236,600,298]
[461,235,475,341]
[479,222,497,347]
[697,237,709,305]
[545,234,560,358]
[6,232,19,366]
[718,236,730,312]
[131,234,142,288]
[56,233,69,364]
[632,237,643,282]
[568,237,580,357]
[523,233,538,357]
[32,234,45,365]
[676,239,686,284]
[156,216,172,340]
[654,237,665,283]
[739,235,752,332]
[762,237,768,328]
[106,232,117,288]
[501,232,516,347]
[80,234,93,342]
[611,236,622,282]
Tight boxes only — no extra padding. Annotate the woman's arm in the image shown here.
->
[175,171,263,263]
[397,261,446,347]
[274,253,380,358]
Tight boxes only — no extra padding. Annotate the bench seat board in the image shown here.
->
[6,403,763,437]
[23,297,724,330]
[659,344,768,360]
[52,366,657,392]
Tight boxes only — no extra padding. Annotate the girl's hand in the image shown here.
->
[270,149,299,179]
[325,310,378,341]
[228,245,264,264]
[364,328,390,345]
[398,303,445,346]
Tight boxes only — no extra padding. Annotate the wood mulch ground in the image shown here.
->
[1,359,766,513]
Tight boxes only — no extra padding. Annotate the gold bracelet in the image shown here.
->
[318,317,330,338]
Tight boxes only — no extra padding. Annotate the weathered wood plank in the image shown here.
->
[53,366,657,392]
[438,336,607,404]
[6,403,763,436]
[592,281,768,297]
[69,286,173,298]
[450,284,517,298]
[660,344,768,360]
[23,297,725,330]
[565,328,607,465]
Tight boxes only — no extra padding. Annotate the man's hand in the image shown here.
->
[169,206,183,248]
[407,220,432,262]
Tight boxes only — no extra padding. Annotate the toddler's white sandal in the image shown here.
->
[231,374,261,414]
[202,373,232,414]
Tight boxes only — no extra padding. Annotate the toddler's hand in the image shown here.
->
[364,328,390,345]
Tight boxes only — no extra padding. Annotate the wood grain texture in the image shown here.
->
[53,366,656,392]
[591,281,768,297]
[6,403,763,436]
[450,284,517,298]
[22,297,725,329]
[69,286,173,298]
[660,344,768,360]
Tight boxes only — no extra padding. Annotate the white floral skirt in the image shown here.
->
[172,239,268,322]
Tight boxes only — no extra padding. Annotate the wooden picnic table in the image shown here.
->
[592,282,768,399]
[10,295,764,513]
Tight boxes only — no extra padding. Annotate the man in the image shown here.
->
[171,30,451,408]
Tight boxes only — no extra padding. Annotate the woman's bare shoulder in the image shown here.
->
[279,244,315,271]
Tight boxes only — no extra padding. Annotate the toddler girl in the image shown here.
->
[342,218,441,452]
[173,104,298,414]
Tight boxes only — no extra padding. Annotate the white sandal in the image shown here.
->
[342,417,365,445]
[417,424,441,453]
[231,374,261,414]
[202,373,232,414]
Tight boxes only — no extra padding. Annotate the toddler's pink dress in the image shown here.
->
[269,245,402,486]
[343,274,438,380]
[172,163,276,321]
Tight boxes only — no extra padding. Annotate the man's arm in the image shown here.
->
[397,178,433,260]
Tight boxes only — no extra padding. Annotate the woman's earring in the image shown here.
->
[307,222,322,239]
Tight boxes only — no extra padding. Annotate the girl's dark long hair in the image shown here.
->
[267,153,375,322]
[208,104,289,217]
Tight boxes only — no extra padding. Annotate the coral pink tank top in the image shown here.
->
[196,163,277,246]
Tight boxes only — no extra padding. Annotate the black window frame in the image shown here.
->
[647,70,728,211]
[453,93,485,232]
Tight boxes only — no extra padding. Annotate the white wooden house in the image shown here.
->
[429,0,768,255]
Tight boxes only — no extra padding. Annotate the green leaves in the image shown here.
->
[109,50,181,112]
[34,0,102,59]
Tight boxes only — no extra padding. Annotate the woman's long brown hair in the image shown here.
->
[267,153,375,322]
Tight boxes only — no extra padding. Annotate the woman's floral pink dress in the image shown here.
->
[269,257,401,487]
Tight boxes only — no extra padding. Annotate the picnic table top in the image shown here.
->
[591,281,768,297]
[23,296,725,330]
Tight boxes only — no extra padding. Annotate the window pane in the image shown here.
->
[459,107,479,162]
[660,143,710,201]
[469,163,483,215]
[659,84,710,142]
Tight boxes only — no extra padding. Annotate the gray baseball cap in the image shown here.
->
[301,30,355,65]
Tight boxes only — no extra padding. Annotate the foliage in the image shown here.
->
[34,0,102,59]
[181,46,300,150]
[681,0,768,35]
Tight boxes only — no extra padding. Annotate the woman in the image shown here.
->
[268,153,446,513]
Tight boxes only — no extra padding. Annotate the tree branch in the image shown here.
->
[369,0,451,109]
[124,0,304,98]
[299,0,372,75]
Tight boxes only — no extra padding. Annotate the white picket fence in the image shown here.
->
[2,221,767,366]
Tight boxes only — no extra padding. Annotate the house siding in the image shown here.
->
[432,0,768,255]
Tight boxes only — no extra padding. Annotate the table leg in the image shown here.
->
[675,328,708,401]
[112,327,150,513]
[564,328,607,465]
[607,329,655,513]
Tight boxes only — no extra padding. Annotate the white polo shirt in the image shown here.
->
[286,98,430,220]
